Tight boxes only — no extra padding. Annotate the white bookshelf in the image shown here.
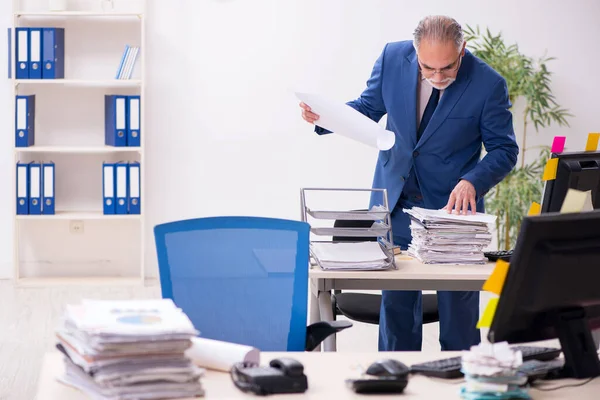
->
[10,0,147,285]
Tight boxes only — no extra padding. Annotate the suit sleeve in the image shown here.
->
[460,78,519,198]
[315,44,388,135]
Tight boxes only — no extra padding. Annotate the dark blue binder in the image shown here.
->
[42,28,65,79]
[16,162,29,215]
[115,161,129,214]
[15,95,35,147]
[8,28,11,79]
[102,162,116,215]
[127,95,141,147]
[128,161,140,214]
[15,28,29,79]
[29,161,42,215]
[28,28,42,79]
[42,162,55,215]
[105,95,128,147]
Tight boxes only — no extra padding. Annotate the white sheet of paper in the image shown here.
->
[560,189,594,213]
[185,337,260,372]
[296,91,395,150]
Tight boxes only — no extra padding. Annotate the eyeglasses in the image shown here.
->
[418,53,462,76]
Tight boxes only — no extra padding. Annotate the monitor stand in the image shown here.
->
[552,308,600,379]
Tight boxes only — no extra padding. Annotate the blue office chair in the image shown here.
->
[154,216,351,352]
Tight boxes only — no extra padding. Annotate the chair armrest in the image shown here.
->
[305,320,352,351]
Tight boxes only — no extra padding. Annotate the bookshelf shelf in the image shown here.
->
[14,79,142,87]
[15,146,141,154]
[10,0,146,285]
[16,211,142,220]
[15,11,142,18]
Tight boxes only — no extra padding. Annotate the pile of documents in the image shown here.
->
[55,299,205,399]
[404,207,496,264]
[460,342,529,399]
[310,241,392,270]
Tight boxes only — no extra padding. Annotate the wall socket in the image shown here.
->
[69,220,84,234]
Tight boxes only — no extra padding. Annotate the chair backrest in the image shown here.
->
[154,216,310,351]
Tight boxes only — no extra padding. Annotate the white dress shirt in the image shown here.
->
[417,74,445,128]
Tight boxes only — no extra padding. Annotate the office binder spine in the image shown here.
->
[15,95,35,147]
[28,28,42,79]
[16,162,29,215]
[128,161,141,214]
[28,161,42,215]
[8,28,11,79]
[42,27,65,79]
[105,95,128,147]
[127,95,141,147]
[41,162,55,215]
[103,162,116,215]
[115,161,129,214]
[15,27,29,79]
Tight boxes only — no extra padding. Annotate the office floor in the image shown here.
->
[0,280,494,400]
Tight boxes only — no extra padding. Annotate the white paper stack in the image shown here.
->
[55,299,205,400]
[403,207,496,264]
[310,241,392,270]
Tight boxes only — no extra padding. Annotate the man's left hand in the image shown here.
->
[445,180,477,215]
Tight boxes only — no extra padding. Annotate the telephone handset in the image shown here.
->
[230,357,309,395]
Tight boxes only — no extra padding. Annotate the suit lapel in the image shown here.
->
[416,59,471,149]
[402,52,419,147]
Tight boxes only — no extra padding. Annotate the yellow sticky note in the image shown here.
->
[560,188,593,213]
[585,133,600,151]
[476,297,499,329]
[482,260,510,295]
[542,158,558,181]
[527,202,541,216]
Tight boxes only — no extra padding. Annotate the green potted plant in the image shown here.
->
[463,25,572,249]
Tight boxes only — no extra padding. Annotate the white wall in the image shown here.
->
[1,0,599,279]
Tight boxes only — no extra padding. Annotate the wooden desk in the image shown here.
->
[35,350,598,399]
[309,254,494,351]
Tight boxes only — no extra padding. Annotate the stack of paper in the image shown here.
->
[460,342,529,399]
[310,241,391,270]
[404,207,496,264]
[55,299,205,400]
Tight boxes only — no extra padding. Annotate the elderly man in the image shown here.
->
[300,15,518,351]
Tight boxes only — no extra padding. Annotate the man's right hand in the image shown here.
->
[300,102,320,124]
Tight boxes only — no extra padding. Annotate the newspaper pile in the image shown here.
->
[404,207,496,264]
[55,298,205,399]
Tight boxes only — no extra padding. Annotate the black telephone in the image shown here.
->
[230,357,308,396]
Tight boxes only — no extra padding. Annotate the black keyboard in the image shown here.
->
[410,345,561,379]
[484,249,513,262]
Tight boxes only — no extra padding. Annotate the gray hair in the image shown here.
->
[413,15,464,50]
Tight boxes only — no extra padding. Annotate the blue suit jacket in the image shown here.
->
[316,40,519,214]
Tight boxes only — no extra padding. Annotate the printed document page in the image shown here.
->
[296,91,395,150]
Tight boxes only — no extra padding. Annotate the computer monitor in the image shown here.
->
[540,150,600,213]
[488,209,600,379]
